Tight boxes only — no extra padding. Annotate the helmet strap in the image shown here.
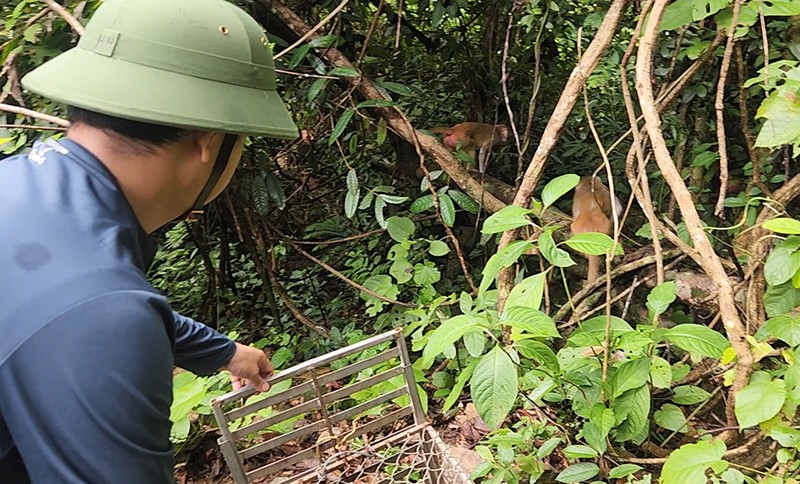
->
[181,133,238,223]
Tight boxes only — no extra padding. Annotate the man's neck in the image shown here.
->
[66,126,194,233]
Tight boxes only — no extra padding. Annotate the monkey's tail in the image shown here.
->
[587,255,600,284]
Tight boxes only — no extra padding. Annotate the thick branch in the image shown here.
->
[636,0,753,435]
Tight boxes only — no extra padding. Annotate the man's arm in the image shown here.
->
[172,311,236,375]
[173,312,274,391]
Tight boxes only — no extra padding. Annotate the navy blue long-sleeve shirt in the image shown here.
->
[0,138,236,482]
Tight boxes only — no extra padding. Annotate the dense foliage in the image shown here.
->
[6,0,800,482]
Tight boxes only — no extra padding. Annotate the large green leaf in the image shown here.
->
[662,324,731,359]
[386,216,416,242]
[470,345,518,429]
[654,403,688,432]
[735,376,787,429]
[555,463,599,483]
[763,218,800,235]
[541,174,579,209]
[672,385,712,405]
[480,241,535,293]
[481,205,534,234]
[540,230,576,267]
[442,359,477,413]
[764,314,800,347]
[568,316,634,347]
[764,246,800,286]
[754,88,800,148]
[515,340,560,373]
[661,440,728,483]
[421,315,479,368]
[504,272,546,311]
[610,358,651,399]
[563,232,623,256]
[503,306,560,339]
[646,281,677,319]
[613,385,650,443]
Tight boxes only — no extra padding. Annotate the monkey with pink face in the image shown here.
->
[430,122,509,173]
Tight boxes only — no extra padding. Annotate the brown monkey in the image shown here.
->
[571,176,622,284]
[430,122,509,173]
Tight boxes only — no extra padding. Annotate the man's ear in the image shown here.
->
[194,131,219,164]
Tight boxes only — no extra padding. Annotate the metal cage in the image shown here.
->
[211,329,474,483]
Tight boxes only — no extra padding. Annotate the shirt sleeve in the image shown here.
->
[172,311,237,376]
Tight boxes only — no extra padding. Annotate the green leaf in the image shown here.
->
[735,377,787,428]
[442,360,476,413]
[344,189,359,218]
[374,196,387,229]
[328,108,355,145]
[754,89,800,149]
[380,81,414,97]
[555,463,599,483]
[377,194,409,205]
[346,169,359,192]
[763,218,800,235]
[654,403,688,432]
[672,385,712,405]
[613,385,651,443]
[764,314,800,347]
[765,246,800,286]
[307,78,327,102]
[23,24,41,42]
[692,0,730,21]
[480,241,535,293]
[661,440,728,483]
[608,464,643,479]
[356,99,399,108]
[428,240,450,257]
[541,174,580,209]
[538,437,562,458]
[611,358,651,399]
[663,324,731,359]
[515,340,559,372]
[765,282,800,318]
[504,306,560,338]
[413,262,440,285]
[564,232,623,256]
[390,259,413,284]
[410,194,435,214]
[470,345,518,429]
[421,315,479,368]
[562,445,598,458]
[568,316,634,347]
[386,216,415,242]
[439,194,456,227]
[646,281,677,318]
[505,272,547,311]
[449,190,480,214]
[659,0,694,31]
[464,330,486,357]
[308,35,338,48]
[481,206,533,234]
[540,230,576,268]
[329,66,360,77]
[650,356,673,389]
[171,375,208,422]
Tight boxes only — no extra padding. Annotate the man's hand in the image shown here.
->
[223,343,274,392]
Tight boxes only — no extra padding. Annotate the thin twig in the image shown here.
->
[714,0,744,217]
[0,102,69,127]
[40,0,84,35]
[273,0,350,60]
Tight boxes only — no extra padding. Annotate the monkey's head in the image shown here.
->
[497,125,510,142]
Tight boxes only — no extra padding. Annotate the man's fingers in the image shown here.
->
[258,354,274,378]
[249,374,270,393]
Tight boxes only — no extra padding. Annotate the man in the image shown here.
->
[0,0,299,482]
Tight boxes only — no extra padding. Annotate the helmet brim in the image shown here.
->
[22,47,299,139]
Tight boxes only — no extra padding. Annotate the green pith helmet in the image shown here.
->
[21,0,298,139]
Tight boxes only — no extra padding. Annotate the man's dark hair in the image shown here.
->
[67,106,192,146]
